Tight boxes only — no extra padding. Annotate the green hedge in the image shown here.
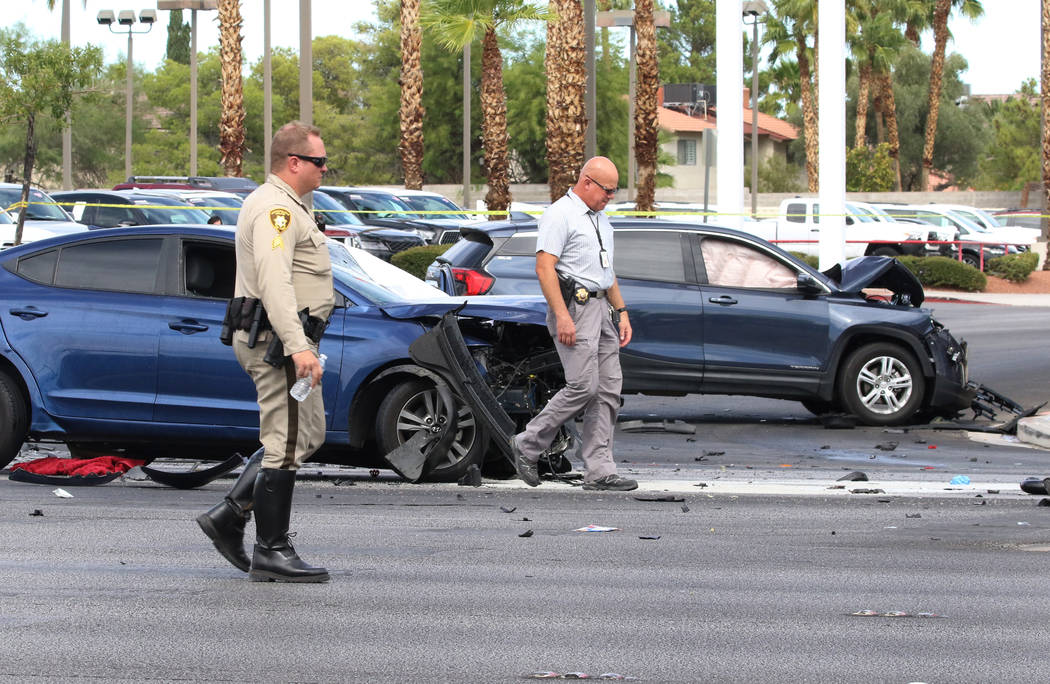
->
[896,256,987,292]
[985,251,1039,282]
[390,244,452,280]
[790,252,820,269]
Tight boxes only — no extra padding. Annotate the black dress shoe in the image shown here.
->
[511,435,540,487]
[582,474,638,491]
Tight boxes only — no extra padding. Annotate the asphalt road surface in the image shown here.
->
[2,302,1049,682]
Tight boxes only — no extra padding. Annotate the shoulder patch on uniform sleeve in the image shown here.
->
[269,208,292,232]
[271,236,284,250]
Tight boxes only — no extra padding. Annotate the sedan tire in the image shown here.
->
[838,342,925,426]
[375,377,488,482]
[0,372,27,469]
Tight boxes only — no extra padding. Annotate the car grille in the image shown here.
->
[439,230,461,245]
[382,237,425,254]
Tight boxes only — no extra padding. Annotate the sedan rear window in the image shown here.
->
[54,238,163,293]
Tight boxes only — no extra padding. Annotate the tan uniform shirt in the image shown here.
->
[233,174,334,356]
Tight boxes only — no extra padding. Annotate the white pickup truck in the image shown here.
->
[744,198,955,259]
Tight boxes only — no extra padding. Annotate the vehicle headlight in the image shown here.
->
[906,231,924,241]
[415,228,435,241]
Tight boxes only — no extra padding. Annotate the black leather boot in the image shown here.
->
[195,448,264,572]
[249,468,329,583]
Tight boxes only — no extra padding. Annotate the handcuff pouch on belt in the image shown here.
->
[262,307,329,368]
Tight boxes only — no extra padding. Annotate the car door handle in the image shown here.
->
[708,296,738,305]
[169,320,209,334]
[9,307,48,319]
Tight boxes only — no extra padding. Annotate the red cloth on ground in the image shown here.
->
[11,456,147,477]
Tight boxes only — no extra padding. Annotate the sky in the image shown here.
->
[11,0,1043,96]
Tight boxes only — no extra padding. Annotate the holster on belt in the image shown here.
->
[557,273,591,308]
[263,307,330,368]
[219,297,268,347]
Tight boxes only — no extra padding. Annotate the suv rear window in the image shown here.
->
[439,232,494,267]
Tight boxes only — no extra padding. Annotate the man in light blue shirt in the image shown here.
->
[510,157,637,491]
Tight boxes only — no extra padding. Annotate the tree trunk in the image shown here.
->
[1042,0,1050,244]
[921,0,951,192]
[855,62,871,148]
[14,113,36,247]
[873,88,886,144]
[218,0,246,177]
[633,0,659,212]
[546,0,586,201]
[399,0,425,189]
[480,27,511,218]
[877,71,903,192]
[796,31,818,192]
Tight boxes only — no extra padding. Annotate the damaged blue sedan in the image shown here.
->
[0,225,564,481]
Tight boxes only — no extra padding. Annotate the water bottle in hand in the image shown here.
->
[289,353,326,402]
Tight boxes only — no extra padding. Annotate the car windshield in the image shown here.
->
[397,195,471,220]
[0,187,72,221]
[327,240,448,305]
[131,196,212,224]
[352,194,420,219]
[944,210,991,234]
[845,203,877,223]
[0,209,12,224]
[313,191,365,225]
[186,196,242,223]
[955,206,1004,229]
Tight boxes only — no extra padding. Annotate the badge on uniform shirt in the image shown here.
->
[269,208,291,233]
[271,236,284,250]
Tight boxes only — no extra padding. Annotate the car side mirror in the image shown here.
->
[845,216,854,225]
[797,272,823,293]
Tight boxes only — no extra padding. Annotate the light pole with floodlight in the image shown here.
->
[97,9,156,181]
[743,0,768,220]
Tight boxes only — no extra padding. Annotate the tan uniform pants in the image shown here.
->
[234,339,325,471]
[515,297,622,482]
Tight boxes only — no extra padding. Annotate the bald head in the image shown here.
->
[573,156,619,211]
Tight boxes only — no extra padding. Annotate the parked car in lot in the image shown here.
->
[994,208,1044,232]
[51,189,213,228]
[312,190,426,260]
[114,175,259,198]
[0,225,561,481]
[319,186,477,245]
[0,184,90,241]
[426,219,977,426]
[141,189,244,225]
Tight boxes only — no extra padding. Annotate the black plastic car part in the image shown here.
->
[408,309,518,466]
[141,453,245,489]
[381,379,459,483]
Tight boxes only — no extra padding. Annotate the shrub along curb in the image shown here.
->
[391,244,452,280]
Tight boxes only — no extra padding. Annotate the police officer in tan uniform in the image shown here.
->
[197,121,334,583]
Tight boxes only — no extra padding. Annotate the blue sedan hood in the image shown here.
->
[379,294,549,325]
[834,256,924,307]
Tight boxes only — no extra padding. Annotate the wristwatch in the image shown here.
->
[615,307,628,315]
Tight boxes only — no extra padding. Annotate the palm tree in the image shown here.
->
[634,0,659,211]
[766,0,818,191]
[545,0,586,201]
[920,0,983,190]
[218,0,246,177]
[423,0,549,217]
[400,0,425,190]
[1042,0,1050,241]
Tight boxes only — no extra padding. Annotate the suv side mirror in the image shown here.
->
[797,272,823,293]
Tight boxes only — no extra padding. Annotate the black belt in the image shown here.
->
[586,289,607,299]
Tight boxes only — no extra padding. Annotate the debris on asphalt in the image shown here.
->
[949,475,971,485]
[500,506,517,513]
[681,504,690,513]
[914,438,927,444]
[575,525,620,532]
[524,673,637,680]
[906,513,922,519]
[638,535,661,540]
[1020,478,1050,495]
[456,493,466,500]
[704,450,725,457]
[928,445,938,449]
[837,471,869,482]
[1038,499,1050,507]
[633,495,684,503]
[457,464,482,487]
[333,478,354,486]
[849,488,885,494]
[819,413,856,429]
[522,517,531,521]
[29,509,43,517]
[620,419,696,434]
[986,489,999,494]
[850,610,944,618]
[973,500,987,506]
[51,488,73,498]
[1018,521,1031,526]
[874,441,899,451]
[518,529,534,538]
[694,482,708,488]
[140,453,242,489]
[369,469,380,479]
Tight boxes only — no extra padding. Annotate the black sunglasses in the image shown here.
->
[289,153,328,168]
[586,174,617,196]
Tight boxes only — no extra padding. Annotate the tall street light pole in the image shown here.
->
[158,1,218,178]
[463,42,471,211]
[299,0,312,125]
[743,1,768,220]
[264,0,272,171]
[98,9,156,182]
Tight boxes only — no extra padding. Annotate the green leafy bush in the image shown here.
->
[846,143,895,192]
[390,244,452,280]
[896,256,987,292]
[985,251,1039,282]
[790,252,820,269]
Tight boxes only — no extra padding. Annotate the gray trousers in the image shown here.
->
[516,297,622,482]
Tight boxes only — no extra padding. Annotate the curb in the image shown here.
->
[1017,415,1050,450]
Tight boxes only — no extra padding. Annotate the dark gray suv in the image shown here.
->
[426,219,977,426]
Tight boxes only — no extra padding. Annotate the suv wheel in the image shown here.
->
[375,377,487,481]
[0,372,28,469]
[838,342,925,426]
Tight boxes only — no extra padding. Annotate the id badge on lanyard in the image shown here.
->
[599,249,610,268]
